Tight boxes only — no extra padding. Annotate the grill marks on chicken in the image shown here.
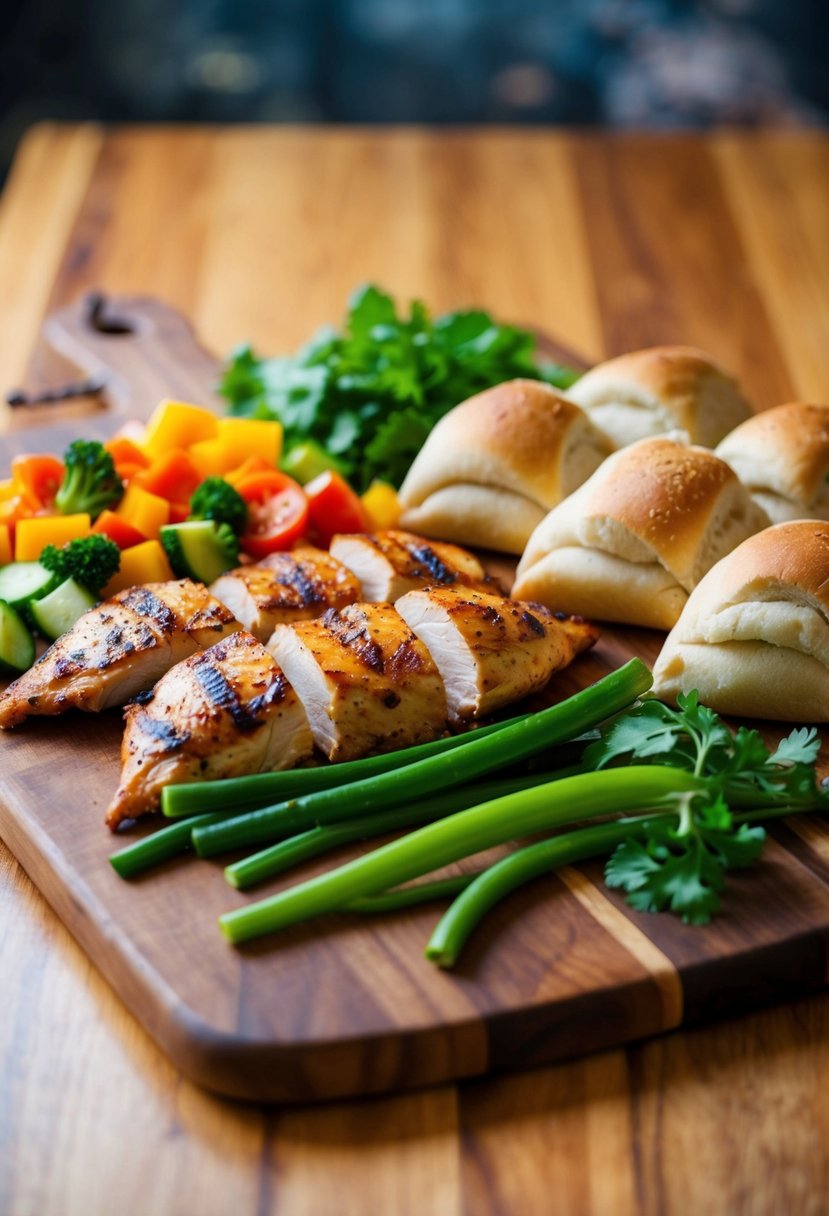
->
[209,547,362,642]
[268,602,448,763]
[106,631,313,826]
[329,529,494,603]
[396,586,600,723]
[0,580,239,729]
[108,585,598,826]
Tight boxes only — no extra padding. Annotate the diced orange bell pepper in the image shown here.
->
[133,449,202,502]
[101,539,175,596]
[15,513,91,561]
[0,524,12,566]
[0,479,29,527]
[143,400,218,458]
[105,438,151,470]
[92,510,147,550]
[106,438,150,484]
[11,454,65,510]
[224,455,274,486]
[361,480,401,530]
[115,483,170,540]
[188,439,231,479]
[217,417,282,468]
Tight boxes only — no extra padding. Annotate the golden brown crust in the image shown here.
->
[667,519,829,623]
[399,378,613,512]
[716,402,829,511]
[584,438,738,579]
[651,521,829,720]
[516,437,769,593]
[567,346,751,447]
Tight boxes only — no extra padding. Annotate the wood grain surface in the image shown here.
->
[1,124,829,1214]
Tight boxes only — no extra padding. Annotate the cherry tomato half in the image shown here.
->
[236,470,309,558]
[304,471,370,548]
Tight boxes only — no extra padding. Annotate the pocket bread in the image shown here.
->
[652,520,829,721]
[512,436,770,630]
[565,346,752,449]
[715,402,829,524]
[398,379,614,554]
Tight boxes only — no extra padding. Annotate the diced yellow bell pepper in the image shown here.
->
[143,400,218,458]
[217,417,282,468]
[361,480,401,530]
[0,524,11,566]
[102,540,175,596]
[116,484,170,540]
[189,438,234,479]
[15,514,91,562]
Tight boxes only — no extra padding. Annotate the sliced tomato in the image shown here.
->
[92,509,147,550]
[237,470,309,558]
[168,499,191,525]
[304,471,370,547]
[11,454,65,510]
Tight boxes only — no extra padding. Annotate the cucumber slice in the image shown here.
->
[0,601,35,673]
[161,521,238,584]
[0,561,56,611]
[30,578,96,641]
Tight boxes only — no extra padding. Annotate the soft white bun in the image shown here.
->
[652,520,829,720]
[566,346,751,449]
[513,436,770,630]
[399,379,613,554]
[716,402,829,523]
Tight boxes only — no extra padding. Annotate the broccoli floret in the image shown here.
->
[55,440,124,519]
[40,535,121,597]
[188,476,248,535]
[214,520,240,565]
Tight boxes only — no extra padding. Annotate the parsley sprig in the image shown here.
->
[587,693,824,924]
[219,284,581,492]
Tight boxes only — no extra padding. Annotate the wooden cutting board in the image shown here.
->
[3,297,829,1104]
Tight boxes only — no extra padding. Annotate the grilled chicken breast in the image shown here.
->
[396,585,599,723]
[107,631,313,826]
[0,580,239,729]
[329,529,494,603]
[209,547,362,641]
[268,601,448,762]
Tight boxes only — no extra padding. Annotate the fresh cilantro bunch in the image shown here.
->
[586,693,826,924]
[219,284,581,492]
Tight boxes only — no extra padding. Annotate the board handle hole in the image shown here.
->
[85,292,135,336]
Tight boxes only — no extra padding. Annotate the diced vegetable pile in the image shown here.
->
[0,398,396,673]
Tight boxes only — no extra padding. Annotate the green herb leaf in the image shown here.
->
[219,284,582,491]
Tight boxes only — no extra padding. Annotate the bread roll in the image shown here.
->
[512,436,770,630]
[566,346,751,449]
[398,379,614,554]
[716,402,829,523]
[652,521,829,720]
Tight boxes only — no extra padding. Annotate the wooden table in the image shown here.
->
[2,124,829,1215]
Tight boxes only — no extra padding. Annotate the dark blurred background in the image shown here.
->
[1,0,827,180]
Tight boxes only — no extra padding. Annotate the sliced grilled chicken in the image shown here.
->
[107,631,313,827]
[329,529,494,602]
[0,580,239,729]
[396,585,599,723]
[209,547,362,641]
[268,602,447,762]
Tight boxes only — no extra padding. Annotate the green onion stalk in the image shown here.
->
[197,659,653,860]
[218,764,699,944]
